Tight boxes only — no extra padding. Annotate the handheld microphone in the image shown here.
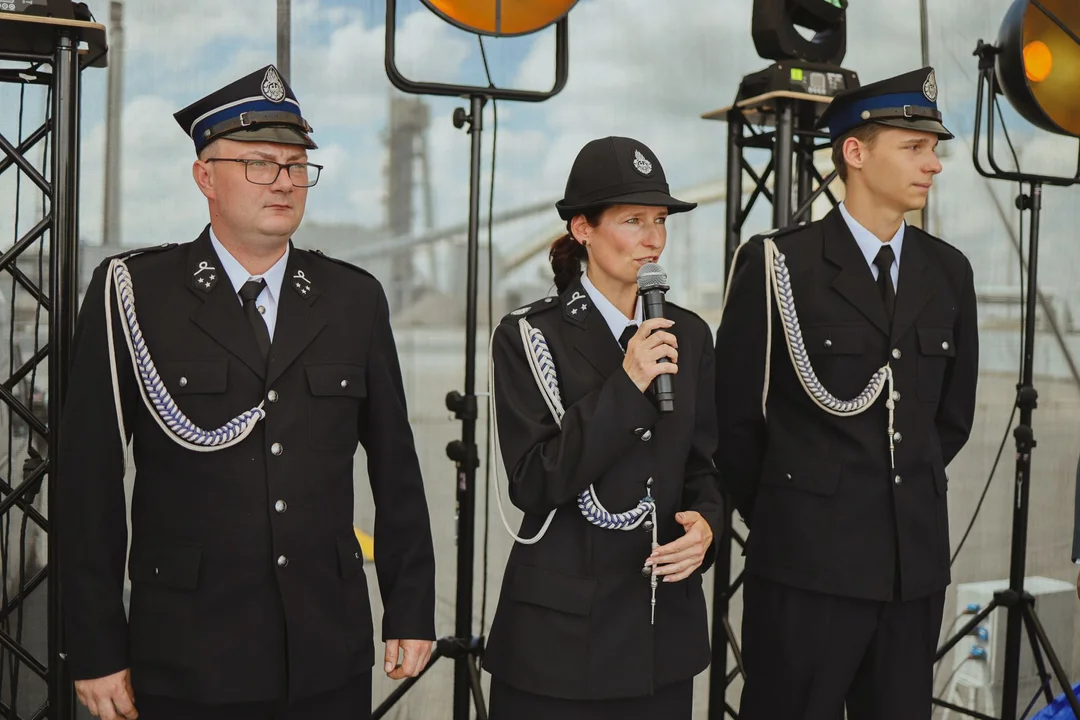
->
[637,263,674,413]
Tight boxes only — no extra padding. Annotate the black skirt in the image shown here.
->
[488,677,693,720]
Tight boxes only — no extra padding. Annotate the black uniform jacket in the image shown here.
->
[714,207,978,602]
[483,276,724,700]
[57,227,436,704]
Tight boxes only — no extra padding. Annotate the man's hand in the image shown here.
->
[384,639,433,680]
[74,669,138,720]
[646,511,714,583]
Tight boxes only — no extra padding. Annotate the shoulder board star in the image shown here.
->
[500,296,557,325]
[306,248,376,280]
[105,242,177,264]
[754,222,806,242]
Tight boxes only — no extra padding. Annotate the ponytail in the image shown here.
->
[549,207,605,294]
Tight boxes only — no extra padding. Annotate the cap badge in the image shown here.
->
[632,149,653,176]
[262,67,286,103]
[922,70,938,103]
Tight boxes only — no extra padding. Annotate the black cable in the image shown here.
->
[948,95,1026,568]
[477,36,497,639]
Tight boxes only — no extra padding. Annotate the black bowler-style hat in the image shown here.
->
[555,137,696,221]
[173,65,317,155]
[817,66,953,142]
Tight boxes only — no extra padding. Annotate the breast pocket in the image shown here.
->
[305,362,366,451]
[802,325,865,398]
[159,359,229,428]
[917,326,955,401]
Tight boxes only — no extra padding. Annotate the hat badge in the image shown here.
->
[261,66,286,103]
[922,70,938,103]
[632,149,653,176]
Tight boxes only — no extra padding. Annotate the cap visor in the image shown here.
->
[874,117,953,140]
[557,189,697,220]
[220,125,318,149]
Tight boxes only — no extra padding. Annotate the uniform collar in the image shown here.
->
[580,271,643,344]
[208,225,289,303]
[839,202,904,274]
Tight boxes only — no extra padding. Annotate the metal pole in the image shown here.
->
[773,99,794,228]
[451,93,485,720]
[49,29,80,720]
[1000,182,1042,720]
[276,0,290,81]
[103,0,123,247]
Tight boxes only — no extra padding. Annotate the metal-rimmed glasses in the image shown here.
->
[204,158,323,187]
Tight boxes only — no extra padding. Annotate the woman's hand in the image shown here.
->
[622,318,678,394]
[646,511,713,583]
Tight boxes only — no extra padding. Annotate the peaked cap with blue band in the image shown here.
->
[817,67,953,142]
[173,65,317,155]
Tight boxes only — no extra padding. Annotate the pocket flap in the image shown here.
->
[337,534,364,579]
[129,545,202,590]
[305,362,367,398]
[917,327,956,357]
[803,325,864,355]
[162,359,228,395]
[511,565,596,617]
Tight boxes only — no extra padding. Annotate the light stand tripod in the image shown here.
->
[932,41,1080,720]
[374,5,569,718]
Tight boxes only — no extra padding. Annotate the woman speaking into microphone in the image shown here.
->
[483,137,723,719]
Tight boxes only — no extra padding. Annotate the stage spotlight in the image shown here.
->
[418,0,578,37]
[995,0,1080,137]
[752,0,848,66]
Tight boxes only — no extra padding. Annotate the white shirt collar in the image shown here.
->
[580,271,643,345]
[839,202,904,273]
[208,226,289,302]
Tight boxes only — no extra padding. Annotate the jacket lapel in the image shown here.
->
[822,208,891,337]
[890,226,934,344]
[564,277,624,380]
[186,228,268,379]
[266,245,327,387]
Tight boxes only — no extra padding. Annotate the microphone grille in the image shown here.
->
[637,263,668,291]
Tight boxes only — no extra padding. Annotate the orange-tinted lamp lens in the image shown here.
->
[997,0,1080,136]
[419,0,578,36]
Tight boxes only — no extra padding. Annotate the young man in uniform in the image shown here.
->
[58,66,437,720]
[715,67,979,719]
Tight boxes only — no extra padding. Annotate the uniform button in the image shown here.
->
[892,391,901,402]
[179,377,188,387]
[942,341,950,351]
[893,432,902,443]
[891,349,902,360]
[641,430,653,441]
[824,339,833,348]
[153,567,159,576]
[354,552,360,559]
[277,555,289,567]
[340,379,349,389]
[274,500,287,513]
[894,475,903,485]
[271,442,283,456]
[258,305,266,315]
[785,473,793,481]
[268,390,279,402]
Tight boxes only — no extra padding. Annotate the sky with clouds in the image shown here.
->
[2,0,1080,373]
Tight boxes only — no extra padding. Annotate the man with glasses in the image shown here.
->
[57,65,436,720]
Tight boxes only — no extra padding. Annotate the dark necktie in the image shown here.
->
[239,279,271,359]
[874,245,896,321]
[618,324,637,353]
